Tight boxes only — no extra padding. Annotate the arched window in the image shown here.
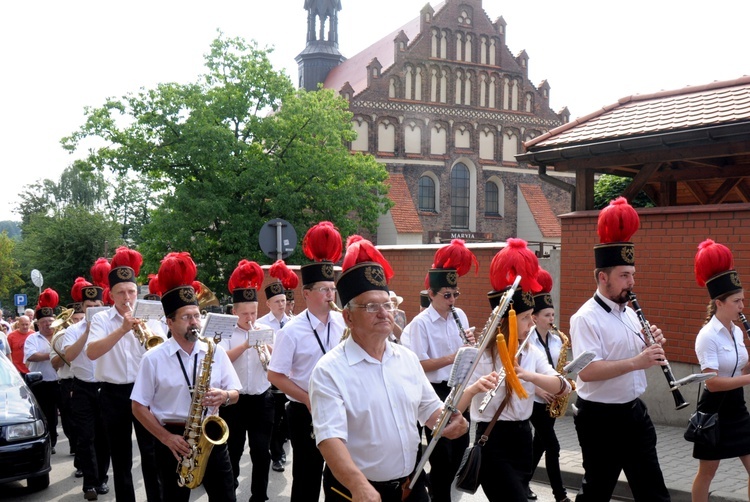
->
[451,163,470,228]
[485,182,499,215]
[418,176,436,212]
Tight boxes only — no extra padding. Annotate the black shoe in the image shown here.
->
[527,487,538,500]
[74,469,84,478]
[557,498,572,502]
[51,447,56,455]
[272,461,285,472]
[83,488,98,501]
[280,452,287,464]
[96,483,109,495]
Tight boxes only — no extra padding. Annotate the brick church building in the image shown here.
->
[297,0,572,246]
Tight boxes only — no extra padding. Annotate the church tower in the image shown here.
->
[296,0,346,91]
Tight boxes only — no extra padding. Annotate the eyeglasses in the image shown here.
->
[442,292,461,300]
[178,314,202,322]
[349,301,396,313]
[312,287,337,294]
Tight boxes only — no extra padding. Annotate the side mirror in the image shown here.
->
[25,372,44,386]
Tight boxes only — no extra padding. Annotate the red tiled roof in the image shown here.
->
[525,76,750,149]
[518,184,561,238]
[386,173,423,234]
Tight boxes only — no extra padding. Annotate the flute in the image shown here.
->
[628,293,689,410]
[477,334,531,413]
[451,306,472,345]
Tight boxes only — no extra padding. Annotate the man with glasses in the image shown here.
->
[132,251,240,502]
[268,221,346,502]
[402,240,478,502]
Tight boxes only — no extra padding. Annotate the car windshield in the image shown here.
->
[0,353,24,389]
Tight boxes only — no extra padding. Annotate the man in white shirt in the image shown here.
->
[24,288,63,453]
[401,240,476,502]
[258,279,291,472]
[132,251,240,502]
[310,245,468,502]
[219,260,275,501]
[570,198,670,502]
[86,247,167,502]
[63,274,111,501]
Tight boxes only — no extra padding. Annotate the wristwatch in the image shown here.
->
[222,391,231,407]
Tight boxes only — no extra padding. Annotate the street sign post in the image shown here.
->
[258,219,298,261]
[14,294,27,307]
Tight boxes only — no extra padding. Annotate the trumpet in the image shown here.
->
[50,307,76,366]
[477,334,531,413]
[126,302,164,350]
[628,293,689,410]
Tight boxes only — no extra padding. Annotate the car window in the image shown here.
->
[0,353,24,388]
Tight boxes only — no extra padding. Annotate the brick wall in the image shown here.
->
[560,203,750,365]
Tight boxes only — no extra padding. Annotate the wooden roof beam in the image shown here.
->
[685,181,709,205]
[707,177,743,204]
[621,162,662,202]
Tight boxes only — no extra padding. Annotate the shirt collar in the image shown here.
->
[343,335,395,366]
[595,291,627,314]
[708,315,734,337]
[165,336,207,357]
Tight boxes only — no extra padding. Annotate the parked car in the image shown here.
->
[0,352,51,490]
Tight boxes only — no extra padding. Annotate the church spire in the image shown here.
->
[297,0,346,91]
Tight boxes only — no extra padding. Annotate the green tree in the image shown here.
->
[0,221,21,240]
[13,206,123,305]
[63,34,391,291]
[594,174,655,209]
[0,232,25,309]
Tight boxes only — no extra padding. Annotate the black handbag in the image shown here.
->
[684,411,719,446]
[455,393,511,494]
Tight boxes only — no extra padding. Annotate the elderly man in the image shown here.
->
[132,252,240,502]
[310,239,469,502]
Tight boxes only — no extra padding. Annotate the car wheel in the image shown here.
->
[27,473,50,491]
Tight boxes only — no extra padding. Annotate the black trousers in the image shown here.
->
[100,382,162,502]
[158,423,236,502]
[219,390,274,502]
[476,420,532,502]
[31,380,60,448]
[286,401,325,502]
[270,389,289,462]
[59,378,77,460]
[528,401,567,501]
[323,466,405,502]
[72,378,110,491]
[424,381,469,502]
[574,397,670,502]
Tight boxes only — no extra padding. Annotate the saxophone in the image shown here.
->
[177,330,230,489]
[547,324,575,418]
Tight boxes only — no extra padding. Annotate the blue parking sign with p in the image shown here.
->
[14,294,27,307]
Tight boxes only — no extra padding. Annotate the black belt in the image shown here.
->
[369,477,407,489]
[576,397,638,411]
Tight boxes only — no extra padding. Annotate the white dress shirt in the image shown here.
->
[528,326,565,404]
[696,315,749,376]
[23,332,58,381]
[131,337,241,425]
[219,323,272,395]
[257,312,290,332]
[62,320,97,383]
[571,292,647,403]
[401,305,469,383]
[87,307,167,384]
[267,309,345,403]
[310,336,441,482]
[469,343,558,422]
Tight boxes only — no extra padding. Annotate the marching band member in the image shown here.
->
[401,239,477,502]
[310,236,468,502]
[267,221,346,502]
[62,267,111,500]
[525,269,571,502]
[258,260,296,472]
[457,239,571,502]
[132,252,240,502]
[691,239,750,501]
[86,247,167,502]
[570,198,670,501]
[24,288,62,452]
[219,259,275,501]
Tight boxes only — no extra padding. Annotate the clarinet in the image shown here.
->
[738,313,750,342]
[628,292,689,410]
[450,306,472,345]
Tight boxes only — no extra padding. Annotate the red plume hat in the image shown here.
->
[594,197,639,268]
[300,221,342,286]
[143,274,162,301]
[488,238,541,315]
[532,268,555,313]
[228,260,264,304]
[35,287,60,319]
[70,277,93,313]
[428,239,479,291]
[158,252,199,317]
[265,260,290,301]
[108,247,143,287]
[85,258,108,302]
[336,235,394,307]
[694,239,742,300]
